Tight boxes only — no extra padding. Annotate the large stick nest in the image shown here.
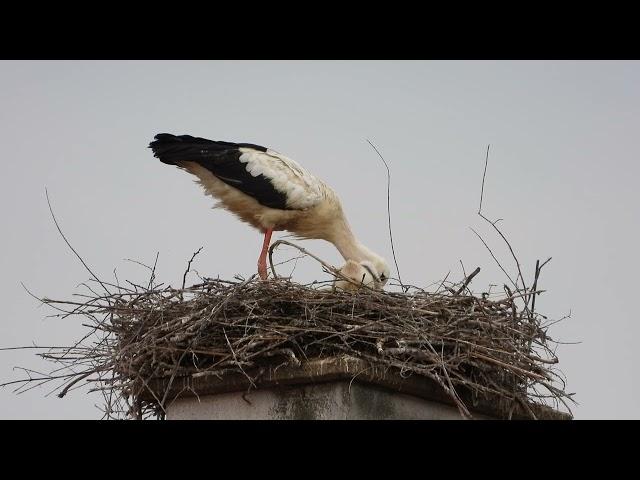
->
[14,257,573,419]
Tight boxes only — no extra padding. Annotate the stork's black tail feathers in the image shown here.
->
[148,133,290,209]
[149,133,267,165]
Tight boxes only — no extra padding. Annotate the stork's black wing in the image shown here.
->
[149,133,291,210]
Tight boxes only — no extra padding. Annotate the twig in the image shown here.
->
[182,247,203,290]
[530,257,552,315]
[223,328,256,388]
[148,252,160,290]
[454,267,481,295]
[366,139,405,290]
[470,227,518,290]
[478,144,490,214]
[268,239,373,290]
[476,146,527,295]
[45,188,111,296]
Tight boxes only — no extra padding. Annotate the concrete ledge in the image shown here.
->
[141,355,571,420]
[167,380,485,420]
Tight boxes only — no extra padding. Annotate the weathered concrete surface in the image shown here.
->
[143,356,570,420]
[167,380,480,420]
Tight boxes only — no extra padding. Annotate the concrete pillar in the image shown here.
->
[142,356,569,420]
[167,380,480,420]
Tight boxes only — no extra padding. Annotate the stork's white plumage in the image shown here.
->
[149,134,390,288]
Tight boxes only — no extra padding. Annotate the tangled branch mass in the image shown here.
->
[11,254,573,420]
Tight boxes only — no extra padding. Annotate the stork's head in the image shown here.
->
[359,257,390,290]
[347,243,390,289]
[333,238,390,290]
[334,260,377,292]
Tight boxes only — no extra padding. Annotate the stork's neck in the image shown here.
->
[331,221,376,263]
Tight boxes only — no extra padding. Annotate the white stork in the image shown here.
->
[149,134,390,288]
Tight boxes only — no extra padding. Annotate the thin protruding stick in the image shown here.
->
[268,239,376,290]
[478,144,490,214]
[182,247,203,290]
[147,252,160,290]
[476,146,527,295]
[268,239,340,280]
[45,188,111,296]
[366,139,404,289]
[455,267,481,295]
[530,257,552,315]
[470,227,518,290]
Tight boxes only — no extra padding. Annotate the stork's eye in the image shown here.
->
[380,274,387,282]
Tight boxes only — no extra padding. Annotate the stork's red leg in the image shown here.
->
[257,228,273,280]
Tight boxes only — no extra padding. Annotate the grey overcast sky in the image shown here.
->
[1,60,638,419]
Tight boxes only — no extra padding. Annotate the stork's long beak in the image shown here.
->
[360,264,384,290]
